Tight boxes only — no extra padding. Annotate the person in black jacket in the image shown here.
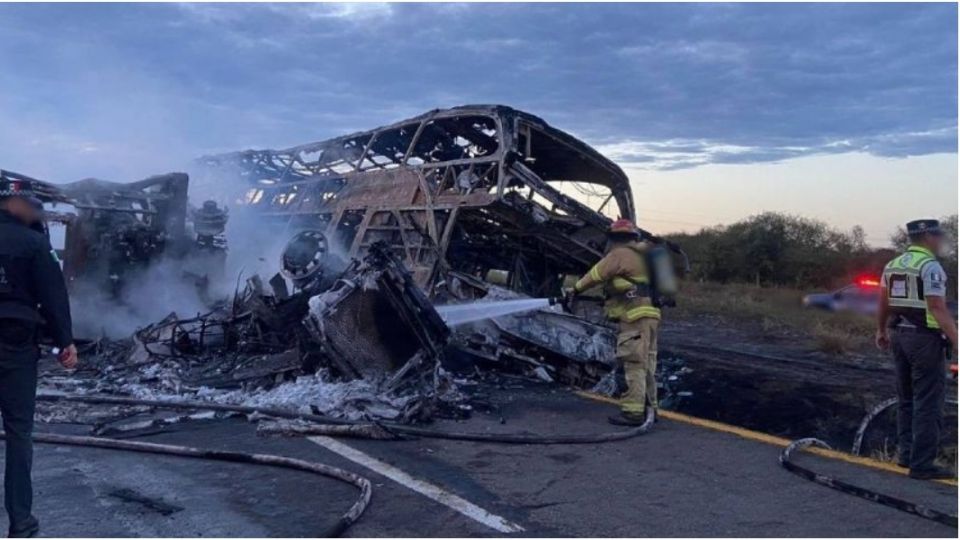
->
[0,173,76,538]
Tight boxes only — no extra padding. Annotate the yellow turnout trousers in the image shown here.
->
[616,317,659,415]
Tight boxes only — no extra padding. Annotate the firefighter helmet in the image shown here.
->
[608,218,638,236]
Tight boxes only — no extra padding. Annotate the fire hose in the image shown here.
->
[0,432,372,537]
[36,392,655,444]
[780,438,957,528]
[852,396,958,456]
[21,391,651,535]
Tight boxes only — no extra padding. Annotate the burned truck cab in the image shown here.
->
[54,174,191,296]
[23,172,230,313]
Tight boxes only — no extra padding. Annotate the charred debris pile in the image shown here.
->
[52,240,467,426]
[34,105,640,431]
[43,233,623,434]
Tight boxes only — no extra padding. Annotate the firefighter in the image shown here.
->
[0,174,77,537]
[876,219,958,480]
[571,218,660,426]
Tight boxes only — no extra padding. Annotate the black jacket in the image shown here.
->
[0,209,73,347]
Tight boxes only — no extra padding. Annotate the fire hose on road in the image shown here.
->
[851,396,958,456]
[782,393,958,529]
[9,390,653,535]
[0,431,372,537]
[19,391,958,533]
[781,438,957,528]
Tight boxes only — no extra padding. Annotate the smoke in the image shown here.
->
[70,258,213,339]
[69,216,292,339]
[65,159,356,340]
[67,164,292,339]
[184,161,354,284]
[186,163,297,294]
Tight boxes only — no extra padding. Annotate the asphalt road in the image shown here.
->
[10,386,957,537]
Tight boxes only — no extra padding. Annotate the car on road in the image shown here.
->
[803,276,959,319]
[802,277,883,316]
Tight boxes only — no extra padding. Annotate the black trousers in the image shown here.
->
[891,329,947,472]
[0,321,38,530]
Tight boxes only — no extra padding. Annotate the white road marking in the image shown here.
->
[308,436,525,533]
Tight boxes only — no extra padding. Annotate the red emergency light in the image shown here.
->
[856,276,881,288]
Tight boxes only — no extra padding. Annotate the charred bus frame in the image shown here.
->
[201,105,634,298]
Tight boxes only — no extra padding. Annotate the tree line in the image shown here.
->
[665,212,958,296]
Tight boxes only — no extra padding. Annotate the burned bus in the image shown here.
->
[200,104,634,300]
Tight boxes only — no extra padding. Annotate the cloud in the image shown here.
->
[177,2,395,23]
[617,40,748,64]
[174,3,245,24]
[595,139,809,170]
[596,125,959,170]
[0,2,954,182]
[290,3,394,21]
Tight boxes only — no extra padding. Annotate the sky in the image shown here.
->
[0,2,956,246]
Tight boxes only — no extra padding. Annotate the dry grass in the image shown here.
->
[869,439,900,464]
[674,281,812,328]
[811,317,871,355]
[872,443,958,476]
[674,281,875,355]
[938,446,958,473]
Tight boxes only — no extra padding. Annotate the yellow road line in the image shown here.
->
[575,391,957,487]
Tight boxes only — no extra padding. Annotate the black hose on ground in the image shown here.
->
[2,431,372,537]
[37,391,655,444]
[852,397,958,456]
[780,438,957,529]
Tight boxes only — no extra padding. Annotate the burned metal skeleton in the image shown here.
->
[35,105,641,431]
[198,104,630,382]
[199,105,634,296]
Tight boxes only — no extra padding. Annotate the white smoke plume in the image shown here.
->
[67,164,297,339]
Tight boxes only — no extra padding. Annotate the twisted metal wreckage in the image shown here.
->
[26,105,642,428]
[28,172,228,301]
[11,107,660,533]
[196,105,633,383]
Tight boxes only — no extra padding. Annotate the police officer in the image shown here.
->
[876,219,958,480]
[570,219,660,426]
[0,173,77,537]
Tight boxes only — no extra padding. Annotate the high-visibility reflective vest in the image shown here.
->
[575,243,660,322]
[882,245,940,329]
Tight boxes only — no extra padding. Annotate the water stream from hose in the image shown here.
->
[435,298,552,327]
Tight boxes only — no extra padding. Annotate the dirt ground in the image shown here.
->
[660,298,958,463]
[671,281,880,357]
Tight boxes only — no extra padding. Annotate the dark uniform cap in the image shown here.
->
[906,219,943,236]
[0,171,44,209]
